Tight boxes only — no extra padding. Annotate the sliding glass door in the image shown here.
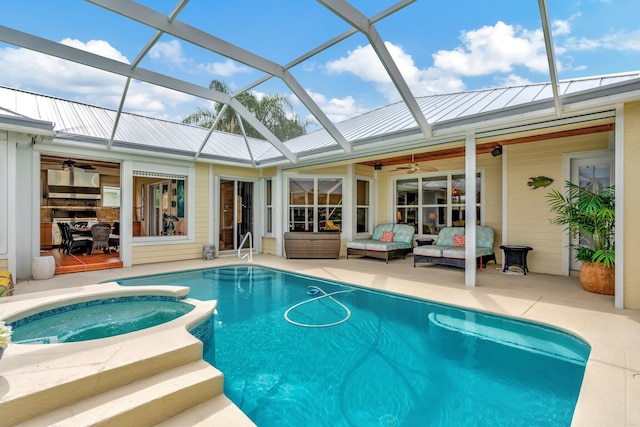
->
[219,179,254,251]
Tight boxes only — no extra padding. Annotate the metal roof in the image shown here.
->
[1,1,639,166]
[1,71,640,165]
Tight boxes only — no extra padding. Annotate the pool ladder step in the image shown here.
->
[16,360,229,427]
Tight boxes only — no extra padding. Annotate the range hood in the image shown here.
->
[47,169,101,199]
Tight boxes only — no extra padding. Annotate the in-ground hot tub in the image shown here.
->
[9,296,195,344]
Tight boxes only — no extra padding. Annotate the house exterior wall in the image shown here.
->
[355,164,374,177]
[623,101,640,309]
[262,236,277,255]
[212,164,261,178]
[505,132,610,275]
[131,162,210,265]
[373,151,503,257]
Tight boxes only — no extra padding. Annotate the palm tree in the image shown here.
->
[182,79,310,140]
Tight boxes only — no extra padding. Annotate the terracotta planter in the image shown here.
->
[579,262,615,295]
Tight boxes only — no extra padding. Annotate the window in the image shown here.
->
[396,178,418,229]
[265,179,273,234]
[102,186,120,207]
[133,173,187,237]
[289,177,342,232]
[396,172,482,235]
[356,179,371,233]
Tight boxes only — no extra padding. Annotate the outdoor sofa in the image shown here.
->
[413,226,496,269]
[347,223,415,263]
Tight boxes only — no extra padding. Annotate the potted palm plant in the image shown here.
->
[547,181,615,295]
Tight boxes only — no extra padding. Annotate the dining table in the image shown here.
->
[70,226,92,236]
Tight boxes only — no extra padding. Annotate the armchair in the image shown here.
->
[90,223,112,255]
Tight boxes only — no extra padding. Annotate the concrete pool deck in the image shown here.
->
[1,254,638,426]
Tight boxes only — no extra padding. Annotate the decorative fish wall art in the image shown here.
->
[527,176,553,189]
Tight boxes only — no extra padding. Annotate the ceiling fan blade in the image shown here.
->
[61,159,95,170]
[421,165,438,172]
[392,166,411,171]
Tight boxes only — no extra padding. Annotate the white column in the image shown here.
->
[465,132,477,286]
[121,160,133,267]
[275,171,284,257]
[614,106,624,309]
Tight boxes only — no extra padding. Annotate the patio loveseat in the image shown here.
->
[347,223,415,263]
[413,226,496,269]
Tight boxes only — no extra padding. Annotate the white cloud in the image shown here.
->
[495,74,534,87]
[433,21,550,76]
[61,38,130,63]
[149,39,252,77]
[553,19,572,36]
[0,40,195,121]
[325,41,464,102]
[124,84,196,120]
[306,90,369,123]
[197,59,252,77]
[149,40,189,66]
[566,28,640,51]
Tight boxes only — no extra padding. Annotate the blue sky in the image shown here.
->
[1,0,639,128]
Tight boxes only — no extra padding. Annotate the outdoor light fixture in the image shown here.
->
[374,162,382,170]
[491,145,503,157]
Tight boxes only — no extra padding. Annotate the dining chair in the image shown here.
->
[89,223,111,255]
[59,222,92,255]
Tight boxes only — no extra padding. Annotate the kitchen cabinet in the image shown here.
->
[40,223,53,249]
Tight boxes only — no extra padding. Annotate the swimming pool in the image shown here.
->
[10,296,194,344]
[118,265,590,427]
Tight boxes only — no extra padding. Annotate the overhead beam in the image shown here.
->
[108,78,131,150]
[318,0,432,139]
[86,0,352,154]
[538,0,562,117]
[194,105,226,159]
[0,25,297,162]
[358,123,615,167]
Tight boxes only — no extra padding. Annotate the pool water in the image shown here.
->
[10,296,194,344]
[118,266,590,427]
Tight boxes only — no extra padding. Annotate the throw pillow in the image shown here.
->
[381,231,395,242]
[453,234,466,247]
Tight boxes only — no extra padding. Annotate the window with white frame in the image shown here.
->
[396,172,482,235]
[289,177,342,232]
[133,171,188,237]
[356,179,371,234]
[265,178,273,234]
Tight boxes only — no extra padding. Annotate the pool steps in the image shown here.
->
[0,284,255,426]
[18,360,222,426]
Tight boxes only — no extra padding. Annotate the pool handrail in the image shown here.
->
[238,232,253,262]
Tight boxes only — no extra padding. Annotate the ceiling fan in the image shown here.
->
[62,159,95,170]
[391,154,437,174]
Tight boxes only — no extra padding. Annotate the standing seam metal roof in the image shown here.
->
[1,72,639,165]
